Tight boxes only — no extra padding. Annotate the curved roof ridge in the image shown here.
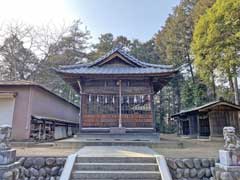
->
[56,48,178,73]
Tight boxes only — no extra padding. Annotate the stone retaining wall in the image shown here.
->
[13,156,218,180]
[166,158,216,180]
[17,157,66,180]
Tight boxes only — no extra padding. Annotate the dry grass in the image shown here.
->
[15,147,78,157]
[14,134,224,158]
[154,134,223,158]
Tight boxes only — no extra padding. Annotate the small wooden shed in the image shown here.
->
[171,100,240,138]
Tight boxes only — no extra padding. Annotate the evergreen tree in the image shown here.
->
[192,0,240,104]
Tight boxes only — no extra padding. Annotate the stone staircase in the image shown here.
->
[71,156,162,180]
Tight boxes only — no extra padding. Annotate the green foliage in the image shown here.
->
[155,0,198,67]
[130,39,161,64]
[181,79,209,108]
[89,33,161,64]
[88,33,132,60]
[192,0,240,101]
[192,0,216,23]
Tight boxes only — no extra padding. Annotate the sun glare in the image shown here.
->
[0,0,74,25]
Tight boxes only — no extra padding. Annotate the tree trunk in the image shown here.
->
[227,68,235,102]
[212,74,217,100]
[175,76,181,112]
[232,66,239,105]
[187,54,195,83]
[233,76,239,105]
[228,77,234,94]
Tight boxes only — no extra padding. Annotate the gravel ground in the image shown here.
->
[14,134,224,158]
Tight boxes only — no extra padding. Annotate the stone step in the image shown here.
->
[76,156,156,163]
[72,179,160,180]
[74,162,159,171]
[71,171,161,180]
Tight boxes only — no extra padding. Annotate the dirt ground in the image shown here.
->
[154,134,223,158]
[14,134,224,158]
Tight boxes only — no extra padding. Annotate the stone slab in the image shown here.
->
[0,149,16,165]
[216,163,240,172]
[219,149,240,166]
[77,146,158,157]
[57,133,160,143]
[110,127,126,134]
[0,161,20,173]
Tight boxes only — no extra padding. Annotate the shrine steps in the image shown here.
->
[71,156,161,180]
[60,146,172,180]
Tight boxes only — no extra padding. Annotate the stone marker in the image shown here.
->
[215,127,240,180]
[0,125,21,180]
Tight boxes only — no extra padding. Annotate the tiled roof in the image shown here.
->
[0,80,79,108]
[171,100,240,117]
[55,48,177,75]
[56,67,176,75]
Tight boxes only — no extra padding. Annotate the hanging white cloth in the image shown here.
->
[134,96,137,103]
[88,95,91,102]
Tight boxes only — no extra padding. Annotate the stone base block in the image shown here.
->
[219,150,240,166]
[215,163,240,180]
[0,149,16,165]
[0,161,20,179]
[216,163,240,171]
[110,127,126,134]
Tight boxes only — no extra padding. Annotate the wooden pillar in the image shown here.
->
[197,115,200,138]
[208,112,213,137]
[53,121,56,140]
[117,80,122,128]
[66,123,69,137]
[151,94,156,131]
[77,80,83,133]
[177,118,181,136]
[43,120,46,140]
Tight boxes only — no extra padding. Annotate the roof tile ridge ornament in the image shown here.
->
[58,47,122,70]
[88,47,142,68]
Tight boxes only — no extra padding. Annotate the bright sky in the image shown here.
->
[0,0,180,42]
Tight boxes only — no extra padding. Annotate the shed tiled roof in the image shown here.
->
[171,100,240,117]
[0,80,79,108]
[55,48,177,75]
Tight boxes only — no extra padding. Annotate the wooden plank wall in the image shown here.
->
[209,111,239,137]
[82,113,153,128]
[80,79,154,128]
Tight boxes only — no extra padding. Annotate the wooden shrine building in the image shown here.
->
[55,48,177,133]
[171,100,240,139]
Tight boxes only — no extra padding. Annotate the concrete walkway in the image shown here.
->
[77,146,158,157]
